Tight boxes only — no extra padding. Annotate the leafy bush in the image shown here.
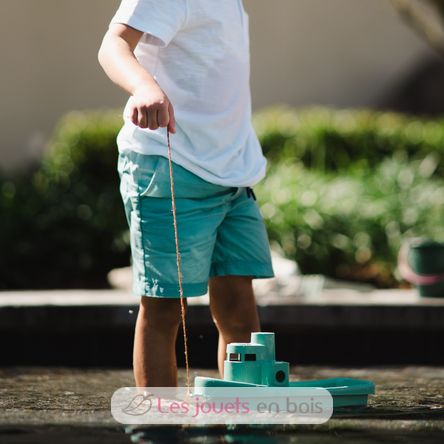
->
[256,155,444,287]
[254,107,443,286]
[254,106,444,177]
[0,110,129,289]
[1,106,442,289]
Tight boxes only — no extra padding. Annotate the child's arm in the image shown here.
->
[98,24,176,133]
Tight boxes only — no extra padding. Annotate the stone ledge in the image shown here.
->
[0,288,442,330]
[1,288,443,366]
[2,287,443,307]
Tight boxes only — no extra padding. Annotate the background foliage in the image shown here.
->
[253,107,443,175]
[0,111,129,289]
[0,107,442,289]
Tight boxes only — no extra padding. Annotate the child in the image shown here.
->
[98,0,275,387]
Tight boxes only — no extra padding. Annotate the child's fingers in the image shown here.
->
[147,107,159,130]
[168,102,176,133]
[157,104,169,128]
[131,102,173,132]
[137,107,148,128]
[130,107,138,126]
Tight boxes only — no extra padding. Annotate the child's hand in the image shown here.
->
[130,83,176,133]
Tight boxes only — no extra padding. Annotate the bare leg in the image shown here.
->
[133,296,187,387]
[209,276,261,378]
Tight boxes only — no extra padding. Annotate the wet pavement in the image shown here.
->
[0,366,443,443]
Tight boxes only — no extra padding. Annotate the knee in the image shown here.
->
[210,276,258,334]
[212,305,259,336]
[212,316,257,335]
[139,297,187,329]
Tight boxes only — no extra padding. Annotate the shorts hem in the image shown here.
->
[133,281,208,298]
[209,260,275,279]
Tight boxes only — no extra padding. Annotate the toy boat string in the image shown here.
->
[166,128,191,394]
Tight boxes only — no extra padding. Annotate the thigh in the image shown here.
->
[210,188,275,279]
[137,193,224,289]
[118,151,231,297]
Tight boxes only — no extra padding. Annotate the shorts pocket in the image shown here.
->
[117,151,163,198]
[130,154,162,198]
[138,159,162,197]
[138,156,180,198]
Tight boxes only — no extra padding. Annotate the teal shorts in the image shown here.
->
[117,150,275,298]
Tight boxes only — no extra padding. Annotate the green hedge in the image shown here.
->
[0,106,442,289]
[254,107,443,285]
[0,110,129,289]
[256,157,444,287]
[254,106,443,177]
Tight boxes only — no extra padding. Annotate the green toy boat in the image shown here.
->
[194,332,375,409]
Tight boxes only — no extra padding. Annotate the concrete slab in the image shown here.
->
[0,288,443,329]
[0,290,139,307]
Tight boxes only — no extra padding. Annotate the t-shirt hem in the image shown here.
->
[118,144,267,188]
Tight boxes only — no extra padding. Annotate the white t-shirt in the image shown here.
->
[109,0,267,187]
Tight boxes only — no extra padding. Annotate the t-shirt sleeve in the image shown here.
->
[109,0,187,47]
